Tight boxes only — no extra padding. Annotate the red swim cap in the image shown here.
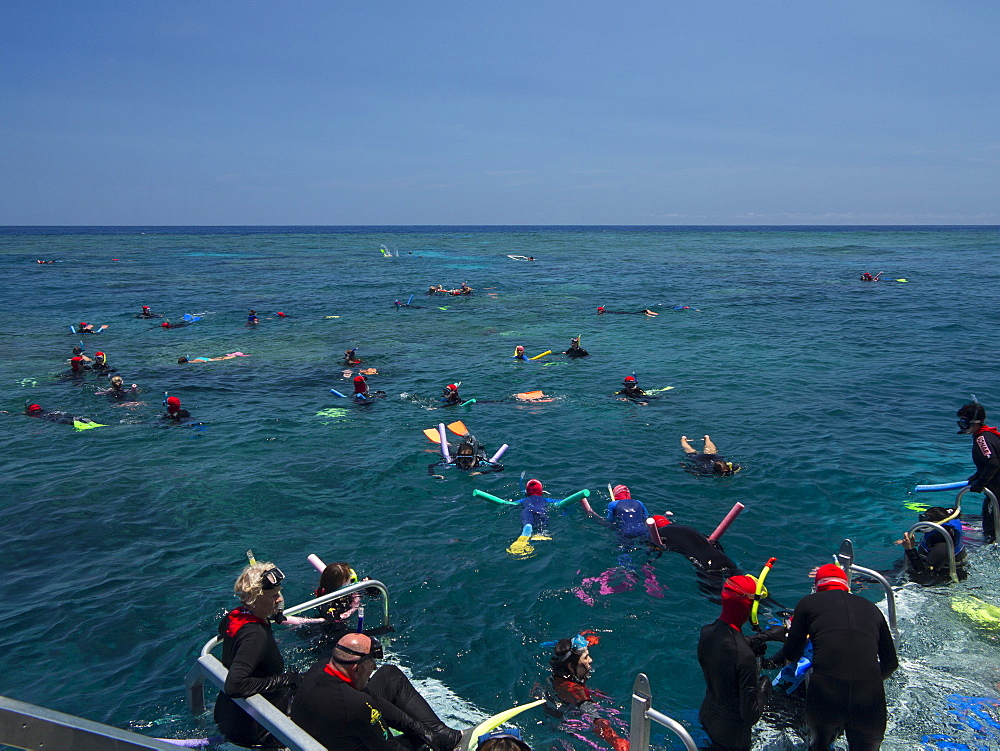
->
[652,514,672,527]
[612,484,631,500]
[722,574,758,600]
[815,564,849,591]
[166,396,181,411]
[95,351,105,357]
[27,404,42,413]
[354,376,366,383]
[142,305,150,310]
[70,356,83,370]
[526,479,543,496]
[161,321,170,328]
[276,312,286,317]
[623,376,635,383]
[446,384,457,391]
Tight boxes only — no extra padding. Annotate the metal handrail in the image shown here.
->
[200,579,391,657]
[629,673,698,751]
[956,486,999,542]
[184,654,325,750]
[905,521,958,583]
[836,540,898,640]
[0,694,181,750]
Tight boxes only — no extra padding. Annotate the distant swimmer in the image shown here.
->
[426,285,448,296]
[91,351,115,373]
[24,403,102,428]
[162,395,191,422]
[247,309,259,325]
[507,255,536,261]
[178,352,248,363]
[440,383,462,406]
[36,259,56,264]
[681,435,741,476]
[596,306,657,317]
[351,375,385,401]
[512,345,528,361]
[859,271,883,281]
[67,355,92,374]
[615,376,646,399]
[159,320,191,329]
[342,348,363,366]
[135,305,163,318]
[564,337,590,358]
[100,375,139,400]
[75,322,108,334]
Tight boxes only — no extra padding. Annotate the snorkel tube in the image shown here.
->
[460,700,546,751]
[646,518,663,548]
[750,557,776,630]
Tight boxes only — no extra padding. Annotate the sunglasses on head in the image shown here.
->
[261,567,285,590]
[478,727,531,751]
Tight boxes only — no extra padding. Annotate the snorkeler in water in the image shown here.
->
[162,396,191,422]
[596,306,657,317]
[615,376,646,399]
[135,305,162,318]
[90,351,115,373]
[343,348,363,366]
[247,310,259,325]
[441,383,462,406]
[681,435,741,476]
[564,338,590,358]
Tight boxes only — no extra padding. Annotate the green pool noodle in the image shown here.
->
[473,489,519,506]
[554,489,590,508]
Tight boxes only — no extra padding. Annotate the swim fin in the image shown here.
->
[423,428,441,443]
[447,421,469,436]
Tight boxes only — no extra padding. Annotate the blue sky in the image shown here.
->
[3,1,998,225]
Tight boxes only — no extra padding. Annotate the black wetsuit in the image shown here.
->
[904,520,967,585]
[214,608,297,749]
[969,427,1000,543]
[565,347,590,358]
[162,409,191,422]
[684,453,729,475]
[292,662,457,751]
[654,524,738,572]
[780,590,898,751]
[27,410,74,425]
[616,386,647,398]
[697,620,773,751]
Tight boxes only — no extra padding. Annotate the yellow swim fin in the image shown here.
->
[506,524,535,558]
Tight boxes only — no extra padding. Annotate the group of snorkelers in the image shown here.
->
[427,283,474,296]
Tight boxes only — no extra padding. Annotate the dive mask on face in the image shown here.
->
[335,638,384,663]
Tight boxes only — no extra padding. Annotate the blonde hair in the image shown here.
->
[233,561,278,606]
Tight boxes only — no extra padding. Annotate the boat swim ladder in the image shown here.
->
[628,673,698,751]
[835,539,899,640]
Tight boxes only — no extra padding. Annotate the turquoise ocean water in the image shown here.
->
[2,226,1000,750]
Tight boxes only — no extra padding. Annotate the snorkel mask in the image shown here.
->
[477,728,532,751]
[261,566,285,590]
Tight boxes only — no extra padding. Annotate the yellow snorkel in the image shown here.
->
[750,557,776,628]
[460,699,545,751]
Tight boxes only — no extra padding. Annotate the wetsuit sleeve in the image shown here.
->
[606,501,617,519]
[737,654,770,726]
[781,605,809,664]
[876,613,898,680]
[969,434,1000,491]
[223,626,294,698]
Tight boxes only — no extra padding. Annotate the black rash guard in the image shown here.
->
[970,427,1000,542]
[780,590,898,751]
[292,662,406,751]
[654,524,738,572]
[697,620,770,751]
[565,347,590,358]
[214,609,295,748]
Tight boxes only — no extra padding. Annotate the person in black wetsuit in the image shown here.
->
[563,338,589,358]
[214,563,299,749]
[24,403,77,425]
[896,506,967,584]
[957,401,1000,543]
[162,396,191,422]
[649,514,743,601]
[698,574,786,751]
[343,348,363,366]
[291,632,461,751]
[441,383,462,406]
[615,376,646,399]
[90,351,115,373]
[779,564,898,751]
[681,435,740,476]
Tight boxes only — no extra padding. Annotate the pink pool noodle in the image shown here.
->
[308,554,326,573]
[646,517,663,547]
[708,502,745,542]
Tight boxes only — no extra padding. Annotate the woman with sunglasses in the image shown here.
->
[548,635,629,751]
[214,562,300,749]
